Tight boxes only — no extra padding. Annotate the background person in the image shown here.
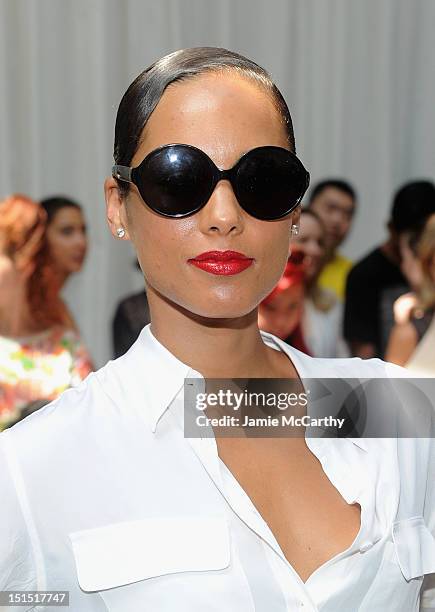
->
[385,214,435,372]
[40,196,88,290]
[307,179,356,301]
[258,251,310,354]
[0,194,93,430]
[112,261,151,358]
[344,180,435,359]
[294,209,349,357]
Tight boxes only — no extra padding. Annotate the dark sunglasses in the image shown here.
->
[112,144,310,221]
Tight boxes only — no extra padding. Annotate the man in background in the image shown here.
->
[344,180,435,359]
[307,179,357,301]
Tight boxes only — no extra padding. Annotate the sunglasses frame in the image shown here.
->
[112,143,310,220]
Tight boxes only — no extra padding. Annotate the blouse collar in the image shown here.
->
[115,323,368,452]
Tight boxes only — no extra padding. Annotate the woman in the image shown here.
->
[40,196,88,287]
[293,209,349,357]
[386,214,435,373]
[258,251,311,354]
[0,195,93,430]
[0,49,433,611]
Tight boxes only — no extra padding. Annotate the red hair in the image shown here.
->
[0,194,46,267]
[0,194,72,329]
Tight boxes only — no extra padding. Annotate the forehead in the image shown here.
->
[51,207,84,225]
[133,72,289,166]
[300,213,322,234]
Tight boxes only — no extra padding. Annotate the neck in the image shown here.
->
[147,287,294,379]
[324,246,337,264]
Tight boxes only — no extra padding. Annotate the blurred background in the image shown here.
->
[1,0,434,367]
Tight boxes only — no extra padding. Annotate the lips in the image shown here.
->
[188,250,254,276]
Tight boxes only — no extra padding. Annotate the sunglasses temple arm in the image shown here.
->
[112,165,133,183]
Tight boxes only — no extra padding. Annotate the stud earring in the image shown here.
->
[116,227,126,238]
[291,224,299,236]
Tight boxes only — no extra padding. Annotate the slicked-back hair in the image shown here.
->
[113,47,296,195]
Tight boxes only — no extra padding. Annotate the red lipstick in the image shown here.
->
[188,250,254,276]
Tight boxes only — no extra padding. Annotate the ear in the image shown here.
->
[104,177,131,240]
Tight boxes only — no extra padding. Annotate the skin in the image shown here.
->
[106,72,301,380]
[45,207,87,285]
[386,225,435,366]
[105,71,361,583]
[292,212,325,282]
[258,283,305,339]
[0,248,36,337]
[309,187,355,253]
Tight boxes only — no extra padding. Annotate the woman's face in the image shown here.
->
[108,72,299,319]
[258,284,304,339]
[292,213,324,280]
[45,207,87,276]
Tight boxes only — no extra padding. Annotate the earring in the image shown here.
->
[116,227,126,238]
[291,224,299,236]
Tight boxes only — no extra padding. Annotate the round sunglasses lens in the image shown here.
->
[235,148,308,220]
[135,146,214,217]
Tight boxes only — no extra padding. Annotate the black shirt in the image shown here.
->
[112,291,151,358]
[344,247,409,358]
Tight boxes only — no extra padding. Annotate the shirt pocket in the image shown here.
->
[360,516,435,611]
[69,516,253,612]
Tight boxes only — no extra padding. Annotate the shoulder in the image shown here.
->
[0,334,154,457]
[1,371,102,448]
[334,253,353,272]
[347,248,380,278]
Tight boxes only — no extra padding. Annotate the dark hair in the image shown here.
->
[113,47,296,196]
[308,179,356,206]
[40,196,82,225]
[390,180,435,234]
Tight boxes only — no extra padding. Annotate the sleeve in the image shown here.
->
[420,436,435,610]
[343,263,378,345]
[0,434,38,610]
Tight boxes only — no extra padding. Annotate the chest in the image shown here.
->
[216,437,361,582]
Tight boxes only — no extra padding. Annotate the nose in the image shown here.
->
[73,230,87,251]
[197,180,244,236]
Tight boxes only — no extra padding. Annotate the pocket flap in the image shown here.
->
[69,516,230,592]
[392,516,435,581]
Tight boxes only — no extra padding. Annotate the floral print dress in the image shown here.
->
[0,326,93,430]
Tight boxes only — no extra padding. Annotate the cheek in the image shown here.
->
[130,213,193,287]
[129,203,291,316]
[48,234,68,258]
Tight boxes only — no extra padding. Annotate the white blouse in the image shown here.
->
[0,325,434,611]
